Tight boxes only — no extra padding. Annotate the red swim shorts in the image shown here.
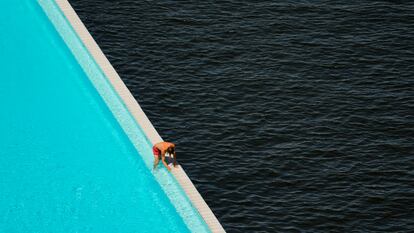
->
[152,146,160,158]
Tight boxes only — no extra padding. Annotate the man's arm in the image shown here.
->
[173,151,177,167]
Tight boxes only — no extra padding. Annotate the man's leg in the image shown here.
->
[153,155,160,169]
[152,146,161,169]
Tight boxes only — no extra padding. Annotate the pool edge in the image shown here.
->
[53,0,225,232]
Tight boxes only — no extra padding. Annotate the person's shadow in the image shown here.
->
[165,153,176,166]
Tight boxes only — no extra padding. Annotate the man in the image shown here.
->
[152,141,177,171]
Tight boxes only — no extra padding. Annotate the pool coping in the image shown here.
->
[53,0,225,232]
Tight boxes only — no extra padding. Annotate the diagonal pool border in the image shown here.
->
[52,0,225,232]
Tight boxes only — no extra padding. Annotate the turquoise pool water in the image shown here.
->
[0,1,208,232]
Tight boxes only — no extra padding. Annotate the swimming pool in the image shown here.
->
[0,0,213,232]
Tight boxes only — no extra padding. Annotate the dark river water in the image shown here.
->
[68,1,414,232]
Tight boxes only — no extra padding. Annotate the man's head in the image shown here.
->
[168,146,177,166]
